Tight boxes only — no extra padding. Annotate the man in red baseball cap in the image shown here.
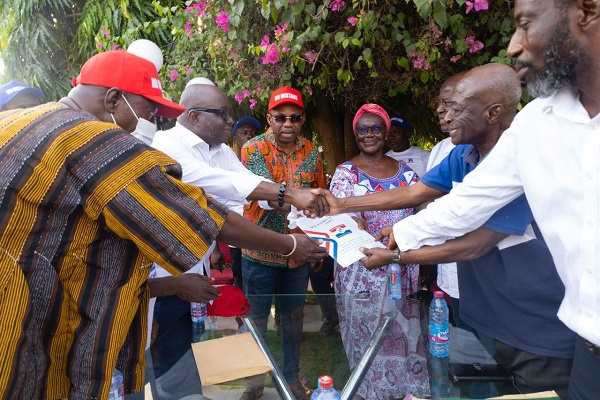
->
[239,86,325,400]
[0,54,327,399]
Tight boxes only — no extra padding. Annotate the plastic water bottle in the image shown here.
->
[190,302,207,323]
[387,264,402,300]
[311,376,323,399]
[191,320,205,343]
[310,376,341,400]
[108,369,124,400]
[429,356,450,399]
[429,291,450,357]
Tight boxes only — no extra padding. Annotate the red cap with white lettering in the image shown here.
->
[268,86,304,111]
[72,51,185,118]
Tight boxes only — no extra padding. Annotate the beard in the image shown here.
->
[524,25,585,98]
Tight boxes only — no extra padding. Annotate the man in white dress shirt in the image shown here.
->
[148,80,328,335]
[368,1,600,398]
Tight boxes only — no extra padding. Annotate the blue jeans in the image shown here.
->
[242,258,311,386]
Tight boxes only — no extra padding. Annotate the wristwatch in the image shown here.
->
[391,249,401,263]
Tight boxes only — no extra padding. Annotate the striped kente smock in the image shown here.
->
[0,102,228,399]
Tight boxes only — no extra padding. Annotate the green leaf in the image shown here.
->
[420,71,429,84]
[351,38,361,47]
[342,38,349,48]
[271,6,278,23]
[362,48,372,59]
[433,1,448,29]
[334,31,345,44]
[370,71,378,78]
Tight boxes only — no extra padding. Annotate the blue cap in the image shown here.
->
[0,81,44,109]
[233,116,261,133]
[390,115,412,131]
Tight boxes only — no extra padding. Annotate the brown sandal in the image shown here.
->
[239,388,263,400]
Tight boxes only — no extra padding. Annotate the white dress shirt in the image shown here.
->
[426,137,459,298]
[152,123,268,215]
[393,87,600,345]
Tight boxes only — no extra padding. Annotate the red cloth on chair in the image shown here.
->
[211,268,235,285]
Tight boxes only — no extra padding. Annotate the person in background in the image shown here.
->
[240,86,325,400]
[330,103,428,399]
[427,72,464,328]
[385,115,430,179]
[231,116,261,160]
[0,80,44,110]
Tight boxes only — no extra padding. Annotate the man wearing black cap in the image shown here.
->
[0,51,327,399]
[385,115,430,179]
[0,80,44,110]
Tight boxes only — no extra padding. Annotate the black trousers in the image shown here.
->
[230,246,243,290]
[567,336,600,400]
[309,256,338,321]
[494,340,573,399]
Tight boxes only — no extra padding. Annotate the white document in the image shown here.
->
[294,213,385,268]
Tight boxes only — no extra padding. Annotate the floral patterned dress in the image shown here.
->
[330,161,430,399]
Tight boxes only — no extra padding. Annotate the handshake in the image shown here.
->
[285,187,343,218]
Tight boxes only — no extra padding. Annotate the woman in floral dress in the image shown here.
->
[330,104,430,399]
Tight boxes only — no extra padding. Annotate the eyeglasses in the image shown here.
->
[355,124,385,136]
[269,114,304,124]
[188,108,232,121]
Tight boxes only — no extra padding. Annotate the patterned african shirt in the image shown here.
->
[0,103,228,399]
[241,128,325,267]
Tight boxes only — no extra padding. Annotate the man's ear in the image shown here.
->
[104,88,123,114]
[265,113,273,126]
[577,0,600,31]
[486,104,504,124]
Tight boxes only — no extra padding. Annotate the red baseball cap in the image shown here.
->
[72,51,185,119]
[207,285,251,317]
[268,86,304,111]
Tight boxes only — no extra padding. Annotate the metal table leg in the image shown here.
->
[340,311,397,400]
[242,317,296,400]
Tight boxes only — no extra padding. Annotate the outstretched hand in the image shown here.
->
[306,188,342,216]
[288,187,330,218]
[359,247,394,270]
[375,225,397,249]
[288,233,328,264]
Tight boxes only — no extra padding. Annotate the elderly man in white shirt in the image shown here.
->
[377,1,600,398]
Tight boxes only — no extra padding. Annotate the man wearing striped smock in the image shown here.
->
[0,51,327,400]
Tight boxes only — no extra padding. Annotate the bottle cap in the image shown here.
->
[433,291,444,299]
[319,375,333,389]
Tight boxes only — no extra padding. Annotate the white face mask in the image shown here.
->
[111,95,158,145]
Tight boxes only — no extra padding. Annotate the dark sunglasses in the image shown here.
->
[188,108,232,121]
[356,124,385,136]
[269,114,303,124]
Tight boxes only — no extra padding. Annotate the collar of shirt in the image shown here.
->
[462,145,480,168]
[265,127,305,154]
[541,87,600,124]
[175,122,231,159]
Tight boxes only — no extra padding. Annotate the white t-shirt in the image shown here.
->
[386,146,430,179]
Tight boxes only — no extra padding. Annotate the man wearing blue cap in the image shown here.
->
[232,116,261,160]
[0,80,44,110]
[386,115,430,179]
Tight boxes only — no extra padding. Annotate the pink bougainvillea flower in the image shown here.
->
[184,66,192,74]
[262,43,280,64]
[234,92,244,104]
[282,46,291,52]
[347,17,357,26]
[274,23,288,36]
[216,11,230,32]
[450,55,462,63]
[305,86,313,95]
[305,51,317,64]
[96,42,103,48]
[289,0,300,3]
[249,99,258,109]
[407,50,416,58]
[184,20,193,38]
[242,89,250,98]
[260,35,270,47]
[329,0,345,12]
[170,69,179,82]
[466,35,484,53]
[112,44,121,50]
[413,55,430,70]
[101,29,110,38]
[360,9,365,14]
[465,0,489,14]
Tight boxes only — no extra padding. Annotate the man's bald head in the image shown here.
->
[178,83,234,147]
[455,63,522,126]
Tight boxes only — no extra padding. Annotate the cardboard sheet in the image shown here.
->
[191,333,272,386]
